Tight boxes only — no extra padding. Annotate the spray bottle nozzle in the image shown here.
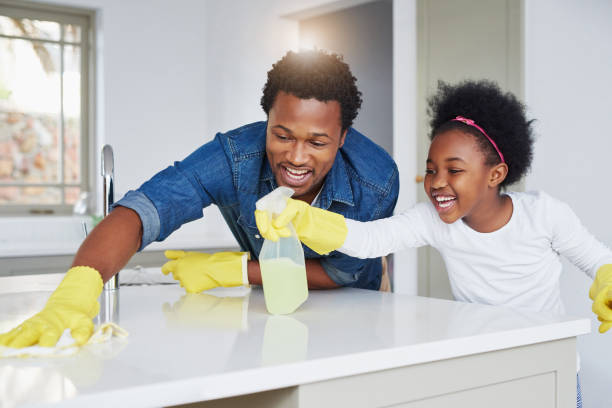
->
[255,187,295,216]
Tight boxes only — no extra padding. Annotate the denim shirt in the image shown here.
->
[114,121,399,290]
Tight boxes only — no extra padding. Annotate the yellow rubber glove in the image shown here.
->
[162,250,249,294]
[0,266,103,348]
[255,197,348,255]
[589,264,612,333]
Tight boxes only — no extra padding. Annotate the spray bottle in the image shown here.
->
[256,187,308,315]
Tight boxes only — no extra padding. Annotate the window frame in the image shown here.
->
[0,0,95,216]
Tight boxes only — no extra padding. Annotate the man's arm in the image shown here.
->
[0,206,143,348]
[71,206,143,283]
[247,259,339,289]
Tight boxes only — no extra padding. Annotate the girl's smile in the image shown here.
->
[424,128,511,232]
[432,193,457,213]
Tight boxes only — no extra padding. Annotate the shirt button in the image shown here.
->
[255,234,261,239]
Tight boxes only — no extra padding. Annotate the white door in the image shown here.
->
[416,0,524,298]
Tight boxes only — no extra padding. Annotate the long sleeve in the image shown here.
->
[340,202,436,259]
[546,194,612,279]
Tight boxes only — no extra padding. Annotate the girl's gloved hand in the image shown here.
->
[255,197,348,255]
[0,266,103,348]
[590,264,612,333]
[162,250,249,294]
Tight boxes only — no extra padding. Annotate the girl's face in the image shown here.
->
[424,129,506,225]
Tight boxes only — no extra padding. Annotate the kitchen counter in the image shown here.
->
[0,273,590,408]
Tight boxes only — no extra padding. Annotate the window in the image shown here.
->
[0,1,93,215]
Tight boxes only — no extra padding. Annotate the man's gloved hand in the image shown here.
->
[255,197,348,255]
[590,264,612,333]
[162,250,249,294]
[0,266,103,348]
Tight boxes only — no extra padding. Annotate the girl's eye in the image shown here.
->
[425,169,435,175]
[448,169,463,174]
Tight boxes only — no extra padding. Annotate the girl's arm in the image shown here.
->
[545,193,612,333]
[256,198,435,258]
[547,195,612,277]
[340,206,434,258]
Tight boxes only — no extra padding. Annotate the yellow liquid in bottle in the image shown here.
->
[260,257,308,315]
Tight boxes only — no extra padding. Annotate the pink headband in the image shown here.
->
[452,116,505,163]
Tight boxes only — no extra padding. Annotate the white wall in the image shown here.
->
[524,1,612,406]
[202,0,297,137]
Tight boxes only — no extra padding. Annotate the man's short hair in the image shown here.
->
[261,49,363,132]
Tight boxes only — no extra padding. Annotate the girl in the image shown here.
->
[256,80,612,408]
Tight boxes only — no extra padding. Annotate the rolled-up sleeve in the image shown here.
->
[111,190,161,250]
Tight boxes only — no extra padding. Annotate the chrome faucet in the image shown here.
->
[102,144,119,291]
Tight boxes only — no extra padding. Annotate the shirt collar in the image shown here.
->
[260,150,355,210]
[318,150,355,209]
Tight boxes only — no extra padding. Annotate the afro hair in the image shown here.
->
[261,49,362,132]
[427,80,534,187]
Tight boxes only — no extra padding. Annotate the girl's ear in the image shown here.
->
[488,163,508,188]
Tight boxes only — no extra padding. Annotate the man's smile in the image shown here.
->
[280,165,313,187]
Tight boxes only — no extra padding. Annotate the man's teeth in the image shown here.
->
[285,167,309,179]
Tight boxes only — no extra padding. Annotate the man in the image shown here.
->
[0,50,398,348]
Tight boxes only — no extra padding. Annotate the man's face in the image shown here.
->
[266,91,346,203]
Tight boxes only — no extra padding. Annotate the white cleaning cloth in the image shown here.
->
[0,323,128,358]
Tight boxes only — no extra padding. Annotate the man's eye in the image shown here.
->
[425,169,435,175]
[311,141,326,147]
[275,134,289,141]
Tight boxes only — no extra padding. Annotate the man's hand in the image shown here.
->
[0,266,103,348]
[255,198,348,255]
[162,250,249,293]
[590,264,612,333]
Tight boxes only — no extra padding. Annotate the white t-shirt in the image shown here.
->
[342,191,612,315]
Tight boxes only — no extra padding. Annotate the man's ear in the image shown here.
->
[488,163,508,188]
[339,129,348,148]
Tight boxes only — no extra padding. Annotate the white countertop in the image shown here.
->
[0,273,590,408]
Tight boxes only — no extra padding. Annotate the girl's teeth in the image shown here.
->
[434,196,455,209]
[436,196,455,202]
